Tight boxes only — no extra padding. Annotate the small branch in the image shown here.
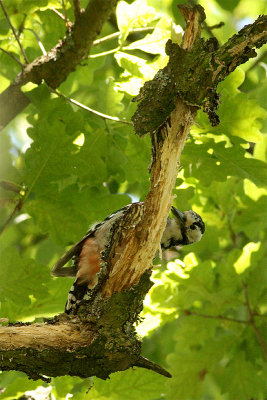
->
[184,310,248,324]
[61,0,67,21]
[51,7,67,21]
[0,47,24,67]
[89,47,120,58]
[187,0,220,40]
[91,27,157,56]
[0,198,23,236]
[24,28,47,55]
[243,282,253,317]
[243,282,267,360]
[50,88,132,125]
[134,356,172,378]
[202,21,224,39]
[252,312,267,319]
[17,14,27,37]
[208,22,225,30]
[247,49,267,72]
[0,0,120,130]
[0,0,29,64]
[92,27,154,47]
[73,0,81,20]
[0,180,23,193]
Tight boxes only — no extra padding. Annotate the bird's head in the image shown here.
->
[171,207,205,245]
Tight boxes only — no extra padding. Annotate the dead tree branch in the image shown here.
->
[0,0,119,130]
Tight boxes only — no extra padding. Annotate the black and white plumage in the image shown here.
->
[51,202,205,314]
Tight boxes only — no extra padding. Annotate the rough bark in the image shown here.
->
[101,4,204,297]
[0,5,266,382]
[131,14,267,134]
[0,0,119,130]
[0,273,157,381]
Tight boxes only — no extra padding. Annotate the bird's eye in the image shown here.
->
[190,224,196,230]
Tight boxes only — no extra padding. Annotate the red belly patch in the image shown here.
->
[77,237,102,288]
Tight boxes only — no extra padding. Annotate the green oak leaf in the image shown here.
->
[194,68,266,142]
[116,0,158,44]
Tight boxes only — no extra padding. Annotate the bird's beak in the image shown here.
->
[171,207,185,224]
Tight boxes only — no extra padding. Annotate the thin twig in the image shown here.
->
[24,28,47,55]
[91,27,156,58]
[243,282,267,360]
[0,47,24,67]
[207,22,225,30]
[0,180,23,193]
[247,49,267,72]
[73,0,81,20]
[202,21,218,39]
[135,356,172,378]
[203,21,225,38]
[0,198,23,236]
[50,88,132,125]
[252,312,267,319]
[51,7,67,21]
[61,0,67,21]
[0,0,29,64]
[89,47,120,58]
[18,14,27,37]
[92,27,154,47]
[184,310,248,324]
[187,0,220,41]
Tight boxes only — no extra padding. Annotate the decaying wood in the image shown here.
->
[0,272,170,381]
[102,100,198,296]
[101,5,204,296]
[0,321,93,351]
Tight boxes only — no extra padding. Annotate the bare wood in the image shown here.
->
[0,322,93,351]
[102,6,203,296]
[0,273,163,380]
[103,101,197,296]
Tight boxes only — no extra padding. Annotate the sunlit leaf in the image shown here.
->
[91,369,167,400]
[124,18,174,56]
[233,241,260,274]
[117,0,158,44]
[194,68,266,143]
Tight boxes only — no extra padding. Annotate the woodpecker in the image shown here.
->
[51,202,205,314]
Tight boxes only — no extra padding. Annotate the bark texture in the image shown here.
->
[0,0,119,130]
[0,273,155,381]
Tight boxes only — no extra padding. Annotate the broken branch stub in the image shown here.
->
[132,13,267,136]
[101,5,204,298]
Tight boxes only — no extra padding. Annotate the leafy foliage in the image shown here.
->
[0,0,267,399]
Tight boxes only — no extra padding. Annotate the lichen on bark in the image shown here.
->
[132,14,267,136]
